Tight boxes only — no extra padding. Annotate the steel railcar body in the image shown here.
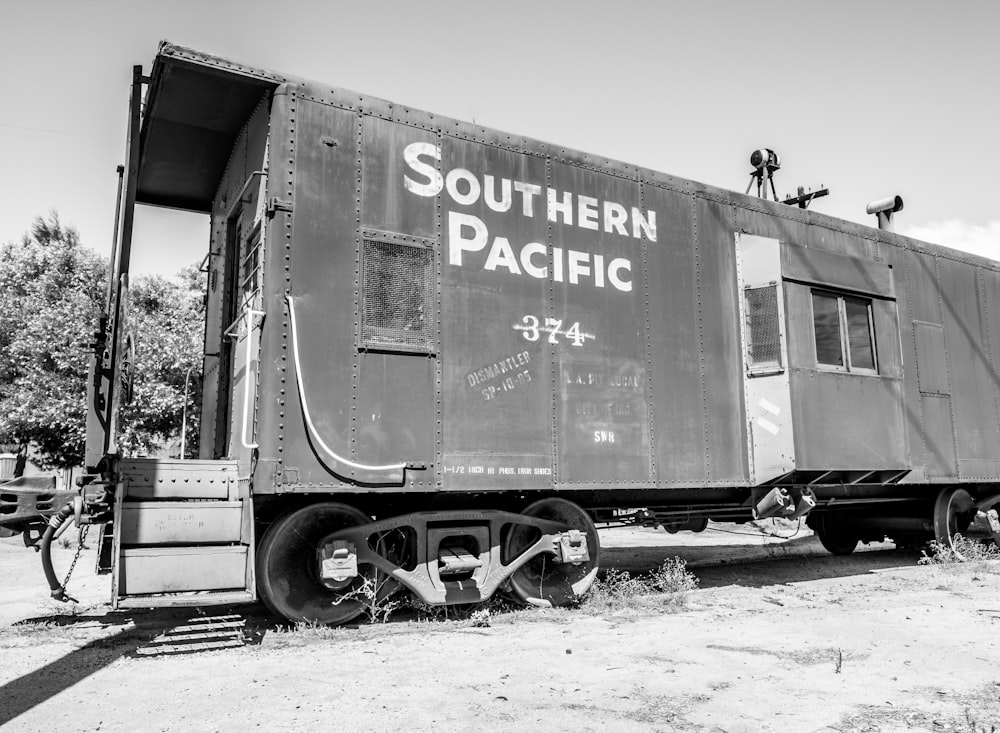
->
[3,43,998,623]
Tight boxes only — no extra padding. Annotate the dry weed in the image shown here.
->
[919,535,1000,571]
[583,557,699,614]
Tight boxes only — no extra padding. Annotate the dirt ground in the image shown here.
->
[1,523,999,732]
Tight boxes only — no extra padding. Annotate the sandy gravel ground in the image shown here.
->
[1,524,999,732]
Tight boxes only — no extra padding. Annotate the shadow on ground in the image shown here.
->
[692,548,922,589]
[0,605,269,727]
[0,542,923,725]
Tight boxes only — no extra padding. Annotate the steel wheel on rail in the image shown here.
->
[257,502,381,625]
[932,487,975,555]
[813,512,860,556]
[504,498,600,608]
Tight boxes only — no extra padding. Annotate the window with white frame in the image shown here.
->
[811,290,877,373]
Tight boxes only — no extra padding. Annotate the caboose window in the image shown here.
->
[811,291,877,373]
[812,293,843,367]
[844,297,876,370]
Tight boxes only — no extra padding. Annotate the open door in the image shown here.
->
[735,233,796,484]
[220,206,264,474]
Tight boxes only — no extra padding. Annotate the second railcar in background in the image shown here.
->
[3,43,999,624]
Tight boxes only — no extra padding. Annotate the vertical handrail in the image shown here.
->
[226,167,268,453]
[105,66,146,455]
[239,309,264,450]
[104,165,126,315]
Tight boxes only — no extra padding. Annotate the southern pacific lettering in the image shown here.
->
[403,141,652,292]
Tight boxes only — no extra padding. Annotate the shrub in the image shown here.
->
[583,558,699,613]
[919,534,1000,566]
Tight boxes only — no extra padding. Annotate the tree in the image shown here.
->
[0,213,205,469]
[117,265,205,459]
[0,214,106,469]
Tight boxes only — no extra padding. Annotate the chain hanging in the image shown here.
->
[61,524,91,594]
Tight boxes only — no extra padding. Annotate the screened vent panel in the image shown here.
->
[745,285,782,370]
[361,238,435,352]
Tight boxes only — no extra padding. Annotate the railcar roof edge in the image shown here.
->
[136,41,1000,272]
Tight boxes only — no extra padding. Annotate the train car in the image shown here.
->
[3,42,999,624]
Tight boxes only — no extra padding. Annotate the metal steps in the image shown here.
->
[113,459,255,609]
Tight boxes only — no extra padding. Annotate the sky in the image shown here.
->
[1,0,997,275]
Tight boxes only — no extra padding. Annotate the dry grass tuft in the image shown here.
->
[919,535,1000,571]
[582,557,698,614]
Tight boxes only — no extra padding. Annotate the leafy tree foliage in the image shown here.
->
[0,214,204,469]
[0,214,106,469]
[118,266,205,459]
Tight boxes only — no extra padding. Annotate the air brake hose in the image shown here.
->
[40,504,75,602]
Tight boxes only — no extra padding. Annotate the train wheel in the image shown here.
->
[504,498,600,608]
[813,512,860,555]
[256,502,377,625]
[932,487,975,553]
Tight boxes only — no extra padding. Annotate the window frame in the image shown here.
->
[810,288,879,375]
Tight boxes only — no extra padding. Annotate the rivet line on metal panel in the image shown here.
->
[351,112,364,462]
[693,195,711,480]
[278,92,297,466]
[360,228,436,248]
[639,178,657,483]
[546,156,558,486]
[642,173,691,197]
[166,47,288,86]
[434,129,444,490]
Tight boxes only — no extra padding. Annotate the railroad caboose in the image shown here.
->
[2,43,998,624]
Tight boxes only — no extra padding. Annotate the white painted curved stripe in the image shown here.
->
[286,294,406,473]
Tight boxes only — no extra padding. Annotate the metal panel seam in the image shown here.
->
[351,112,363,459]
[693,195,710,479]
[640,178,657,484]
[160,45,289,85]
[933,255,961,477]
[546,156,558,486]
[277,90,296,476]
[434,129,444,490]
[903,257,926,474]
[979,267,1000,464]
[733,234,756,484]
[732,203,752,484]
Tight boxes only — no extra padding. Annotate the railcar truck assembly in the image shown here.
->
[2,43,999,624]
